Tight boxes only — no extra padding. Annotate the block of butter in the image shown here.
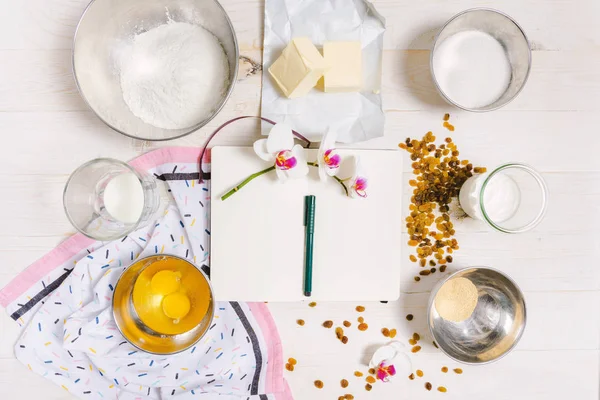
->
[268,38,328,99]
[323,41,362,93]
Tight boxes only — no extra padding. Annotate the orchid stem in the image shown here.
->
[221,165,276,201]
[221,162,349,201]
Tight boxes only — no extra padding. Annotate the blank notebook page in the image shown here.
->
[210,146,403,302]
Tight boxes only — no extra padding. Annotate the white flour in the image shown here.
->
[120,21,229,130]
[432,30,512,109]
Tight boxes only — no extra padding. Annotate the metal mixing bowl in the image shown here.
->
[427,267,526,364]
[73,0,238,141]
[430,8,531,112]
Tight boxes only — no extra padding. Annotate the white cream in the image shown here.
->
[103,172,144,224]
[433,30,512,109]
[459,173,521,222]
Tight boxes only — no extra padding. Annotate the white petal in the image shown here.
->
[369,341,411,369]
[318,163,328,182]
[326,163,339,177]
[287,145,309,178]
[267,123,294,154]
[253,139,275,162]
[275,166,287,181]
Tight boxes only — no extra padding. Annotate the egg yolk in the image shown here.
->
[150,270,181,295]
[162,292,191,320]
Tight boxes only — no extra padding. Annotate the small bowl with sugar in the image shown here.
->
[430,8,531,112]
[427,267,527,364]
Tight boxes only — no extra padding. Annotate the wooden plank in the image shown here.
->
[2,50,599,113]
[1,0,599,51]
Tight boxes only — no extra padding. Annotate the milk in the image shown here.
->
[459,173,520,222]
[433,31,512,109]
[103,172,144,224]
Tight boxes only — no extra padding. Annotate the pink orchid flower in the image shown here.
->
[318,128,342,181]
[348,156,368,198]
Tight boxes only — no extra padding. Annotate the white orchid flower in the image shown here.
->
[253,123,308,181]
[347,156,368,198]
[369,341,411,383]
[318,128,342,182]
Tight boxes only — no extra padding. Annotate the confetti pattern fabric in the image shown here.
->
[0,148,292,400]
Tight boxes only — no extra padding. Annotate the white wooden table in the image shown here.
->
[1,0,599,398]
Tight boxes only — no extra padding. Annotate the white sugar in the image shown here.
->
[433,31,512,109]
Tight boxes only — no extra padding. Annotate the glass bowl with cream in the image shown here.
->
[459,163,548,233]
[430,8,531,111]
[63,158,160,241]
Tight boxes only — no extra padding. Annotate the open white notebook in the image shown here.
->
[210,146,403,301]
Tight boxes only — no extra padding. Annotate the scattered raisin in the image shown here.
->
[425,382,432,391]
[314,380,324,389]
[381,328,390,337]
[341,336,349,344]
[408,373,415,380]
[354,371,363,377]
[344,395,354,400]
[453,368,463,374]
[338,397,345,400]
[288,358,297,365]
[366,376,376,384]
[335,327,344,340]
[343,320,351,328]
[358,323,368,331]
[443,114,450,122]
[406,314,414,321]
[438,386,447,393]
[368,368,376,375]
[323,320,333,328]
[356,306,365,312]
[441,366,448,373]
[399,130,483,282]
[443,121,455,131]
[341,379,349,388]
[389,329,397,338]
[413,333,421,341]
[440,265,447,273]
[296,319,305,326]
[416,370,423,377]
[409,338,417,345]
[285,363,294,371]
[365,384,372,391]
[308,302,317,307]
[411,346,422,353]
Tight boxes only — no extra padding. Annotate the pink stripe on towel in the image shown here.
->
[0,233,95,307]
[250,302,285,394]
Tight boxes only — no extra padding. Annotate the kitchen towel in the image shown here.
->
[0,147,292,400]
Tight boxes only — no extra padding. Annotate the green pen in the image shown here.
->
[303,195,316,297]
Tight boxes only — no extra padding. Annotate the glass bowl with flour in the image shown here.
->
[431,8,531,112]
[73,0,238,140]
